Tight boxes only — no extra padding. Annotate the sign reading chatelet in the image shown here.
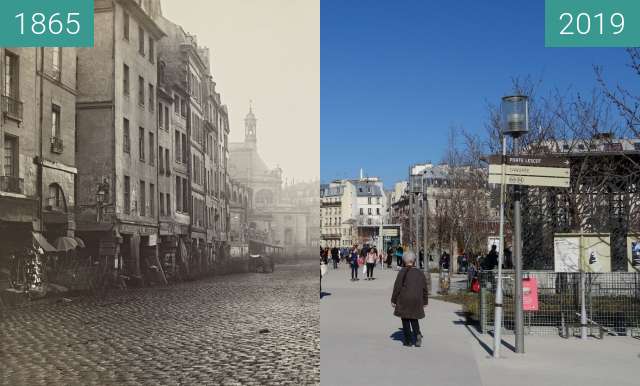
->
[488,155,570,188]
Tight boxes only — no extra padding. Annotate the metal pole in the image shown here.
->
[492,135,507,358]
[579,231,587,339]
[513,136,524,353]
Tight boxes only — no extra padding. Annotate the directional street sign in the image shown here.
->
[487,155,570,168]
[488,173,570,188]
[488,164,570,178]
[488,154,570,188]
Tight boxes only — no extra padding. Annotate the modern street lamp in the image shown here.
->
[493,95,528,358]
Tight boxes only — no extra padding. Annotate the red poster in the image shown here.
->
[522,277,539,311]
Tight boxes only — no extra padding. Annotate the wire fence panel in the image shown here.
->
[478,270,640,337]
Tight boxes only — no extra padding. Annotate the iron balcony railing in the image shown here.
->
[0,175,24,194]
[50,136,64,154]
[2,95,23,120]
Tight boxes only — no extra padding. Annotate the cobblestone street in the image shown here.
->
[1,261,319,386]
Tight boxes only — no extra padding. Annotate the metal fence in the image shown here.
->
[477,270,640,337]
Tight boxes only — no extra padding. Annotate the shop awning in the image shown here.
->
[32,232,57,253]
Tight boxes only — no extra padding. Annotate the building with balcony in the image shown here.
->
[1,45,78,261]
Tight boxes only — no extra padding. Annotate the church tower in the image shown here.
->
[245,102,257,146]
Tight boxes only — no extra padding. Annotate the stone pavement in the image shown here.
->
[1,261,319,386]
[321,263,639,386]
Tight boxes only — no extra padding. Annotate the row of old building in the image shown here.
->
[0,0,254,283]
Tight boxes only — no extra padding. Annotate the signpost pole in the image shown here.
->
[492,135,507,358]
[513,137,525,354]
[579,230,587,339]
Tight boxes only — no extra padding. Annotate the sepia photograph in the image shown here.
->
[0,0,319,385]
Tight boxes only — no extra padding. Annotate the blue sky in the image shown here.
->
[321,0,637,186]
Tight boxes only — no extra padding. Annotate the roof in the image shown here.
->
[353,182,383,197]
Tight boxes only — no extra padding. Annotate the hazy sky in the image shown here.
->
[162,0,319,182]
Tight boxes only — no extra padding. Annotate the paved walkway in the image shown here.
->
[321,263,639,386]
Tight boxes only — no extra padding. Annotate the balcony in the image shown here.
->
[321,200,341,207]
[50,136,64,154]
[2,95,23,121]
[0,176,24,194]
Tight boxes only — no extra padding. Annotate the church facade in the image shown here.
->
[229,107,312,256]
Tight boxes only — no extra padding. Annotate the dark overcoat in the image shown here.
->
[391,267,429,319]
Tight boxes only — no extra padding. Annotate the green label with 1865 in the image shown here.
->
[545,0,640,47]
[0,0,94,47]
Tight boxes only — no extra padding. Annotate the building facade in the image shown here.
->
[76,0,165,281]
[1,46,78,261]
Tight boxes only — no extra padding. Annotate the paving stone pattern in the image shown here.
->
[1,261,319,386]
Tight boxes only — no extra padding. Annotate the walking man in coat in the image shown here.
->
[391,250,429,347]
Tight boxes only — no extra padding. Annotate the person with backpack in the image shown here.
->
[349,247,359,281]
[391,250,429,347]
[331,246,340,269]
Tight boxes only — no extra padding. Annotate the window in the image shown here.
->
[160,192,165,216]
[158,103,163,128]
[48,184,65,211]
[634,143,640,151]
[138,26,145,55]
[51,104,61,138]
[123,64,130,96]
[183,178,188,212]
[123,11,130,40]
[181,133,187,163]
[149,183,155,216]
[176,176,182,212]
[139,127,145,161]
[148,37,154,63]
[368,208,372,215]
[140,180,146,216]
[149,84,154,111]
[149,132,154,165]
[181,99,187,117]
[3,135,17,177]
[124,176,130,214]
[123,118,130,153]
[376,208,380,215]
[164,106,169,130]
[4,51,19,98]
[165,148,170,175]
[175,130,181,162]
[158,145,164,173]
[359,208,363,215]
[138,76,144,106]
[52,48,61,80]
[367,197,372,205]
[174,95,180,114]
[166,193,171,214]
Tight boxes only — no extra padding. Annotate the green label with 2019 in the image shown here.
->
[0,0,94,47]
[545,0,640,47]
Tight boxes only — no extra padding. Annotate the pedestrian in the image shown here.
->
[418,248,425,270]
[395,245,404,268]
[349,247,359,281]
[482,245,499,271]
[377,248,383,268]
[391,250,429,347]
[386,246,393,268]
[365,248,377,280]
[331,246,339,269]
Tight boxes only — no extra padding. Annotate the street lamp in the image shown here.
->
[493,95,528,358]
[95,179,109,222]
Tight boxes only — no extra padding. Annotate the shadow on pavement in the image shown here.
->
[389,328,405,343]
[320,291,332,299]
